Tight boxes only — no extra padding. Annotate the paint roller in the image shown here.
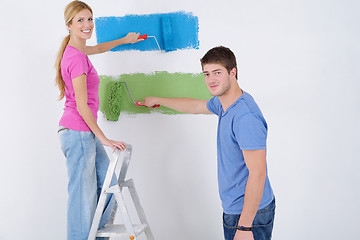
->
[138,34,161,51]
[138,16,174,52]
[161,16,175,52]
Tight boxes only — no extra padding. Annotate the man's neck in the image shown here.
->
[218,83,243,112]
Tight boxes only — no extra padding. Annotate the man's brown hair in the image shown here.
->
[200,46,238,79]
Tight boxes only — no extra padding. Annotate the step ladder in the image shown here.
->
[88,145,154,240]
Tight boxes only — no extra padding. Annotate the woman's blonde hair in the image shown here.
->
[54,1,93,100]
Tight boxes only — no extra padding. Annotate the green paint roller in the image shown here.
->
[105,81,123,121]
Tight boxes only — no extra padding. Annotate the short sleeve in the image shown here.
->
[234,113,267,150]
[207,97,221,116]
[68,54,89,80]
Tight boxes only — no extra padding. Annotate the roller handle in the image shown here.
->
[138,34,148,40]
[136,101,160,108]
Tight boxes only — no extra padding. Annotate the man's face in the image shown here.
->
[203,63,234,97]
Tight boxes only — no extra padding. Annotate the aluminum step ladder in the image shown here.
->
[88,145,154,240]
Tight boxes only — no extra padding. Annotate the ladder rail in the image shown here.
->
[127,179,155,240]
[88,149,123,240]
[88,144,154,240]
[118,145,132,183]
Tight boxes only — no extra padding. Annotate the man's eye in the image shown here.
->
[89,17,93,21]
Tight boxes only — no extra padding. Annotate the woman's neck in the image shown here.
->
[68,37,87,54]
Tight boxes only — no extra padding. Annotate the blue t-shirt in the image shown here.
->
[207,91,274,214]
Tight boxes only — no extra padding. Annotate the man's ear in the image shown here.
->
[230,68,237,79]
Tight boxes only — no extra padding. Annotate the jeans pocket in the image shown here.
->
[223,213,240,229]
[253,212,274,228]
[252,199,275,240]
[253,199,275,226]
[252,211,275,240]
[223,213,240,240]
[57,126,70,134]
[81,131,95,142]
[58,127,71,158]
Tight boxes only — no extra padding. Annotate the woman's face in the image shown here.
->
[68,8,94,41]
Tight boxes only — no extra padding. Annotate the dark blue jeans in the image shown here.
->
[223,198,275,240]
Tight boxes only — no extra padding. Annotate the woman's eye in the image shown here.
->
[77,18,83,22]
[89,17,93,21]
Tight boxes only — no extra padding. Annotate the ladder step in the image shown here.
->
[96,224,149,237]
[105,180,133,194]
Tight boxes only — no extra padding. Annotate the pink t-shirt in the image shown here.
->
[59,45,99,131]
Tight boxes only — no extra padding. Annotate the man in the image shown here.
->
[139,46,275,240]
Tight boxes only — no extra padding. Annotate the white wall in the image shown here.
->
[0,0,359,239]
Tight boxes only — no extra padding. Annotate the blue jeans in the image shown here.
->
[58,126,116,240]
[223,198,275,240]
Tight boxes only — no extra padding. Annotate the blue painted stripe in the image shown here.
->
[95,11,199,52]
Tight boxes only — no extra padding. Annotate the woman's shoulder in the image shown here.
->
[62,45,87,65]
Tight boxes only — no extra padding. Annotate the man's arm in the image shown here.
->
[139,97,212,114]
[234,149,267,240]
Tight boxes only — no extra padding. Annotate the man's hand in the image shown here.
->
[137,97,159,108]
[233,230,254,240]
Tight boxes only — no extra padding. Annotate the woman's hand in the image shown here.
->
[124,32,142,44]
[101,138,127,151]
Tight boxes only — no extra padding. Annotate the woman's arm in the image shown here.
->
[86,32,142,55]
[72,73,126,151]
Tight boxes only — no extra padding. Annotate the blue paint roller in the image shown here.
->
[138,34,161,51]
[161,16,175,52]
[138,16,174,52]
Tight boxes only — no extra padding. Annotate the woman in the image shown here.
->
[55,1,142,239]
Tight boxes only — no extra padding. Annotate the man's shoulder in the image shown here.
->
[238,92,263,114]
[233,93,265,123]
[207,96,221,115]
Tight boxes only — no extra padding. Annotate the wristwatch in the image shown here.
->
[236,226,253,231]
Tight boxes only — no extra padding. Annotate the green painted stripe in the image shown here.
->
[99,72,212,121]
